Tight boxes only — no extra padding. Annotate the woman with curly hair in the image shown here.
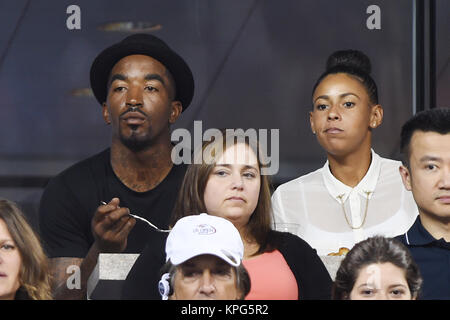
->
[333,236,422,300]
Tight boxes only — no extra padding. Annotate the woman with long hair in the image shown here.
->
[0,199,52,300]
[123,131,332,299]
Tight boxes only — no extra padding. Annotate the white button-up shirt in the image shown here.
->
[272,150,418,256]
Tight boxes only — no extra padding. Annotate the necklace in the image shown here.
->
[336,191,372,230]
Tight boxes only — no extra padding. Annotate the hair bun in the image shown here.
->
[326,50,372,75]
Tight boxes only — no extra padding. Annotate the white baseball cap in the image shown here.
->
[165,214,244,267]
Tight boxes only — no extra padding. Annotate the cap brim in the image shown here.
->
[170,248,241,267]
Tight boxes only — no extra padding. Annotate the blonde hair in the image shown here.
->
[0,199,52,300]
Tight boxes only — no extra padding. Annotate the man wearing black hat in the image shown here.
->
[38,34,194,299]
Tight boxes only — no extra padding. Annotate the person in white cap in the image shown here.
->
[158,214,251,300]
[123,130,332,300]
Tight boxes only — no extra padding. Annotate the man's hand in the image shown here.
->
[92,198,136,253]
[50,198,136,299]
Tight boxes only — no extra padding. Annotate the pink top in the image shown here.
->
[242,249,298,300]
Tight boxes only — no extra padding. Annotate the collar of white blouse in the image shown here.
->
[322,149,381,203]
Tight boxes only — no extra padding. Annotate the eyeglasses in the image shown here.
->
[100,201,170,233]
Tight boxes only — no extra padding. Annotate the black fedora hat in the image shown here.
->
[90,33,194,111]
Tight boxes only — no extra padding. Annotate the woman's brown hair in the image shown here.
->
[332,236,422,300]
[170,130,273,255]
[0,199,52,300]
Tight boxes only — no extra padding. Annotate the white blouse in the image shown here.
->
[272,150,419,256]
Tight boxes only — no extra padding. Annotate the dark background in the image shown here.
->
[0,0,448,231]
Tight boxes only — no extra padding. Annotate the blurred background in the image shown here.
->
[0,0,448,231]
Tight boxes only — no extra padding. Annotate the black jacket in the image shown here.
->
[265,230,332,299]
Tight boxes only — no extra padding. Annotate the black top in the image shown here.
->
[121,231,168,300]
[38,148,186,257]
[121,229,332,300]
[268,230,332,300]
[396,216,450,300]
[14,287,31,300]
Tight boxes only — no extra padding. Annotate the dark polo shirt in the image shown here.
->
[396,216,450,300]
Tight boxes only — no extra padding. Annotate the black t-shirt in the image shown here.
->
[122,232,168,300]
[38,148,186,258]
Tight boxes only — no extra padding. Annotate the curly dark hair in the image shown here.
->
[332,236,422,300]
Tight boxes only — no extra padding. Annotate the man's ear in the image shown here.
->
[399,165,412,191]
[102,103,111,124]
[169,101,183,124]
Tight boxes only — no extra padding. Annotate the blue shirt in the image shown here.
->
[396,216,450,300]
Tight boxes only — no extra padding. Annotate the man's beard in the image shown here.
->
[118,106,154,152]
[119,127,154,152]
